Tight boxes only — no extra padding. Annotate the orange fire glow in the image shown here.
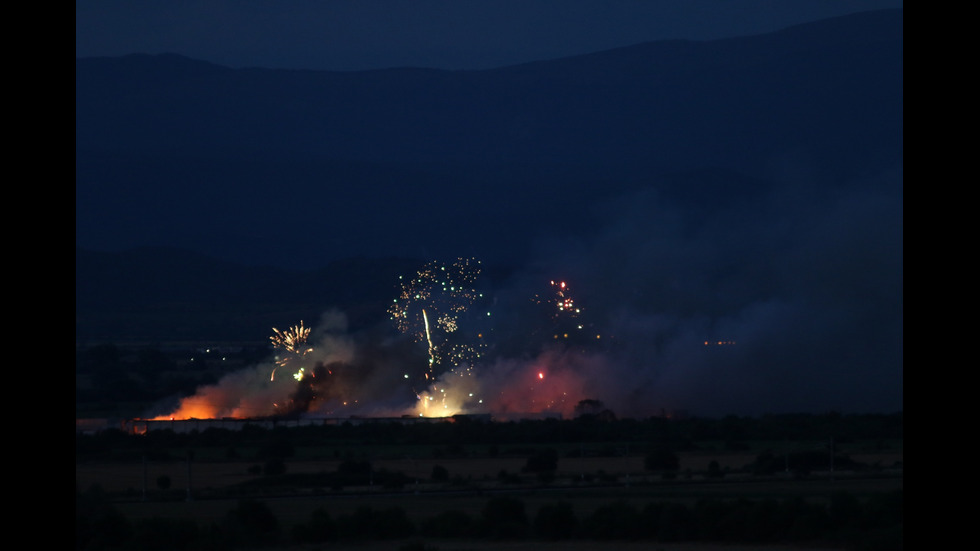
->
[151,395,224,420]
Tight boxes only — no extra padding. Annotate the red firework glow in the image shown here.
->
[478,351,610,418]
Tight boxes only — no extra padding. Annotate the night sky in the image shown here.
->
[76,2,903,417]
[77,1,903,72]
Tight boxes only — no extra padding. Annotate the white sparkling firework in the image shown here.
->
[389,257,489,411]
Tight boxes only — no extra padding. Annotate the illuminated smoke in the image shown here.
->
[148,258,619,421]
[151,311,357,420]
[410,348,617,419]
[411,168,902,418]
[147,164,903,421]
[405,271,612,417]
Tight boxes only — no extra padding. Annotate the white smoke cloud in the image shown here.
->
[500,164,904,417]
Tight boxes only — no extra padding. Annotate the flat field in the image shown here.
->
[77,419,902,551]
[77,448,902,532]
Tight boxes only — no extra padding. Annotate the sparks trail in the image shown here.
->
[422,308,435,378]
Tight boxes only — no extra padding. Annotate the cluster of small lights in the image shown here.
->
[533,280,604,341]
[552,281,580,316]
[388,257,486,376]
[389,258,483,332]
[447,342,484,375]
[533,280,582,320]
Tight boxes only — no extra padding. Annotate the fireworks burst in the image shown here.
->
[389,257,491,412]
[550,280,580,318]
[269,321,314,381]
[530,279,605,347]
[389,258,487,373]
[533,280,581,335]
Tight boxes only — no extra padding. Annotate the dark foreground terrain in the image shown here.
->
[76,413,902,550]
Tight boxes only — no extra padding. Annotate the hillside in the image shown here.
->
[76,9,903,269]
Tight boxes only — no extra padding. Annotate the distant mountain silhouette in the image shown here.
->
[76,9,902,168]
[75,9,902,344]
[76,8,902,270]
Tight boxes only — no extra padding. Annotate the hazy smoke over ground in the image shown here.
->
[152,310,426,419]
[509,163,904,417]
[154,164,902,420]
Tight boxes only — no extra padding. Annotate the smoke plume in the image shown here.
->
[153,164,902,420]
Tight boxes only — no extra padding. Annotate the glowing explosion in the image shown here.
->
[148,258,614,422]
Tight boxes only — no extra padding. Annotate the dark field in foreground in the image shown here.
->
[76,414,902,550]
[78,452,902,551]
[107,471,901,523]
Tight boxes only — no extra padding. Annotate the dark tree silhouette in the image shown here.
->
[534,501,576,540]
[482,496,529,539]
[431,464,449,482]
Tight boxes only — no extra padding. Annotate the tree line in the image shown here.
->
[77,410,903,456]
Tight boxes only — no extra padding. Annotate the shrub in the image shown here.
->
[420,509,476,538]
[224,499,280,545]
[338,506,415,540]
[579,501,641,539]
[431,464,449,482]
[130,517,201,551]
[76,485,134,550]
[657,502,696,542]
[156,474,172,490]
[534,502,576,539]
[291,507,337,543]
[399,541,440,551]
[481,496,529,539]
[263,457,286,476]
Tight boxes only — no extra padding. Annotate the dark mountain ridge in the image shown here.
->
[76,8,902,170]
[76,9,902,346]
[76,9,902,270]
[76,10,903,162]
